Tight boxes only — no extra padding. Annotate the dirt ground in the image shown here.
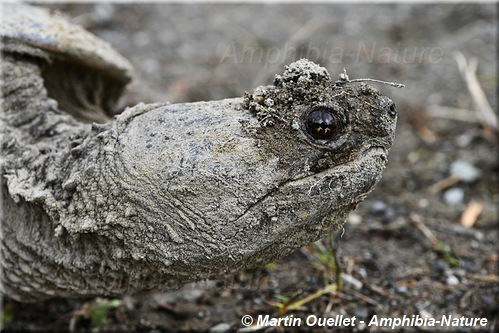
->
[2,3,498,333]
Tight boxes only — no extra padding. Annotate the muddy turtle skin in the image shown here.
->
[1,4,397,302]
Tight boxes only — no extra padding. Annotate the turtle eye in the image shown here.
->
[305,107,342,140]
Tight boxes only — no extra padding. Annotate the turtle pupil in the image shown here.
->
[306,108,340,140]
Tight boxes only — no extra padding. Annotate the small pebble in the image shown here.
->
[443,188,464,205]
[450,159,480,183]
[432,259,449,273]
[446,275,459,286]
[181,288,204,302]
[369,200,387,215]
[357,267,368,279]
[459,260,473,271]
[210,323,231,333]
[348,213,362,225]
[395,286,408,293]
[418,309,434,320]
[418,198,429,208]
[353,309,369,319]
[455,133,473,147]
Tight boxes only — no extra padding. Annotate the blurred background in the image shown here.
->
[45,3,496,110]
[4,3,497,332]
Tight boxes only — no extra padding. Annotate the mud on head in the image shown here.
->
[238,59,397,246]
[242,58,397,218]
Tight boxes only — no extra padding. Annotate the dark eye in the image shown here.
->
[305,107,341,140]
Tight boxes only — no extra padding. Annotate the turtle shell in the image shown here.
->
[1,4,133,122]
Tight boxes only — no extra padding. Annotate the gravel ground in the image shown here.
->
[2,3,498,333]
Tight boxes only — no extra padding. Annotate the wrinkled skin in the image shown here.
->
[0,5,397,302]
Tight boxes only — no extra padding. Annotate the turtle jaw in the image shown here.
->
[179,145,390,278]
[221,145,387,241]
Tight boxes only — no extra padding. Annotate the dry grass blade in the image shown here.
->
[410,214,438,247]
[410,214,460,266]
[427,175,461,194]
[454,51,497,131]
[460,200,484,228]
[468,274,499,284]
[268,283,338,316]
[282,283,338,312]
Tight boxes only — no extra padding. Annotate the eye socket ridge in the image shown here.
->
[303,105,344,141]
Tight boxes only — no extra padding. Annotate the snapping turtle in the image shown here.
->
[1,4,397,302]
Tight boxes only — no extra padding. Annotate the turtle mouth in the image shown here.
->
[290,145,388,187]
[361,146,387,158]
[232,145,388,224]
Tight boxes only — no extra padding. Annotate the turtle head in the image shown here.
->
[242,59,397,214]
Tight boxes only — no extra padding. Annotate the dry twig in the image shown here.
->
[454,51,497,131]
[460,200,484,228]
[427,175,461,194]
